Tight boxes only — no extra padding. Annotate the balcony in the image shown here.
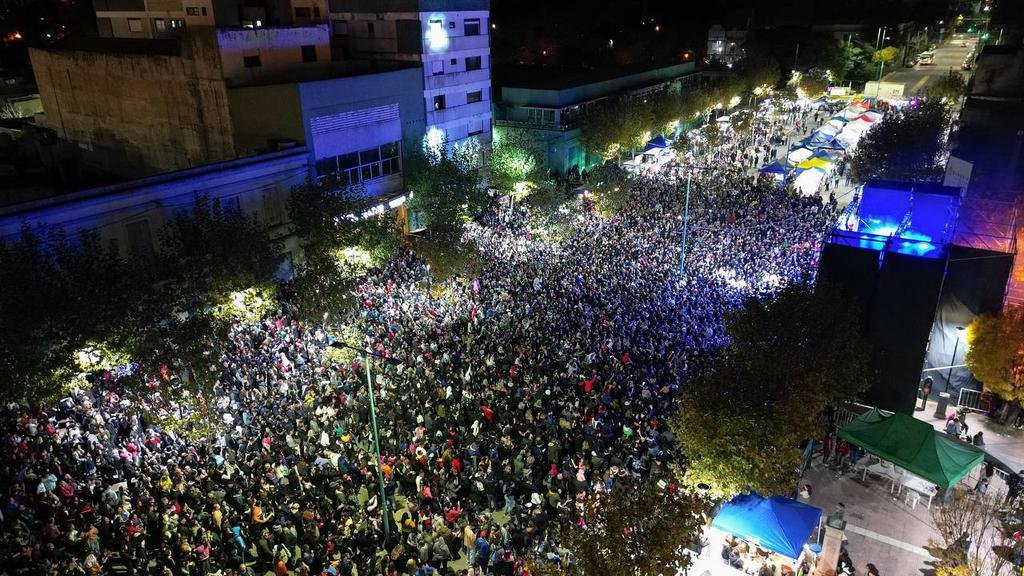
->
[427,100,490,126]
[446,33,489,53]
[494,119,571,132]
[424,68,489,90]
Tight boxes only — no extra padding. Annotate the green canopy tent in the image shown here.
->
[839,408,985,489]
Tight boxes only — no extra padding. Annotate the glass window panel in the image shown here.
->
[381,142,399,159]
[360,148,380,164]
[316,157,337,175]
[338,152,359,170]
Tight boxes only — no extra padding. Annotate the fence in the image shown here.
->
[957,387,993,414]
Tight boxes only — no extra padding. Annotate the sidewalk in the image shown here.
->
[802,463,940,575]
[913,400,1024,482]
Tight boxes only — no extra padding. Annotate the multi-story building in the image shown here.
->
[92,0,330,38]
[30,0,425,197]
[328,0,492,153]
[493,61,698,176]
[706,24,746,65]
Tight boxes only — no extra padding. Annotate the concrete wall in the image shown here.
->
[29,32,237,179]
[227,83,304,154]
[217,25,332,86]
[0,148,310,258]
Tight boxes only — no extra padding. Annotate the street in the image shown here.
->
[882,34,976,96]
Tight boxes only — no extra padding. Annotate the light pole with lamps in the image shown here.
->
[945,325,966,393]
[328,340,395,540]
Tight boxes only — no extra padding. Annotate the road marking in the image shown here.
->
[845,523,933,558]
[911,75,931,93]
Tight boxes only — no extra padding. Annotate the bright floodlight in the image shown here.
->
[426,15,449,52]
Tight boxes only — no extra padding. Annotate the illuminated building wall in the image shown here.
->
[328,0,491,151]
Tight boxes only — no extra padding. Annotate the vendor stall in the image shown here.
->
[707,493,822,574]
[840,408,985,490]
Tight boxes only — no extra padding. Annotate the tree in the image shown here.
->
[406,144,485,235]
[926,72,968,103]
[700,122,722,150]
[849,101,949,183]
[586,162,630,218]
[0,97,17,119]
[408,233,482,282]
[871,45,900,83]
[489,127,545,194]
[671,132,693,158]
[927,490,1014,576]
[965,308,1024,404]
[672,284,870,498]
[557,479,708,576]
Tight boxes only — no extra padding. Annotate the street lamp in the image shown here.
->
[328,340,397,540]
[944,326,966,392]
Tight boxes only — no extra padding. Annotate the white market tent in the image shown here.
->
[793,169,826,196]
[787,146,815,164]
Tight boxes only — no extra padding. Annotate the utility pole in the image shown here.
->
[875,26,887,50]
[328,341,393,540]
[793,42,800,72]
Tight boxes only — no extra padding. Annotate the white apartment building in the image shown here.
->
[328,0,492,152]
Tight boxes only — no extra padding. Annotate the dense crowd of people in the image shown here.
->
[0,99,841,576]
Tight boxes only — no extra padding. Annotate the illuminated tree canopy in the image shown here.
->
[965,308,1024,403]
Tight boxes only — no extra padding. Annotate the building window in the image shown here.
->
[464,18,480,36]
[244,55,261,68]
[469,119,484,136]
[467,90,483,104]
[313,6,320,18]
[169,19,185,30]
[448,20,455,29]
[367,22,374,36]
[333,20,348,37]
[450,58,457,65]
[185,6,206,16]
[527,108,555,126]
[433,95,446,110]
[155,18,166,32]
[431,59,443,76]
[316,141,401,183]
[465,55,482,71]
[301,44,317,63]
[294,7,312,19]
[127,18,143,33]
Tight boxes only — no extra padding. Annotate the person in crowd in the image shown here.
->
[0,95,843,576]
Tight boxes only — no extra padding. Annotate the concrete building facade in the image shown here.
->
[30,33,238,178]
[493,61,698,176]
[0,148,309,260]
[328,0,492,152]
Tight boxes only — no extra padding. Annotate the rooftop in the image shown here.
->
[42,36,181,57]
[494,59,696,92]
[225,59,421,88]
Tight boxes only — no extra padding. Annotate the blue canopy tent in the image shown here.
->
[813,150,837,162]
[759,161,790,175]
[643,136,669,152]
[711,494,822,560]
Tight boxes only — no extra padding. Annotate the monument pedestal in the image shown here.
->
[813,524,845,576]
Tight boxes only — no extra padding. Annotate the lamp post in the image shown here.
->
[328,340,394,540]
[944,325,966,392]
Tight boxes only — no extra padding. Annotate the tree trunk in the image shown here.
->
[1000,401,1021,427]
